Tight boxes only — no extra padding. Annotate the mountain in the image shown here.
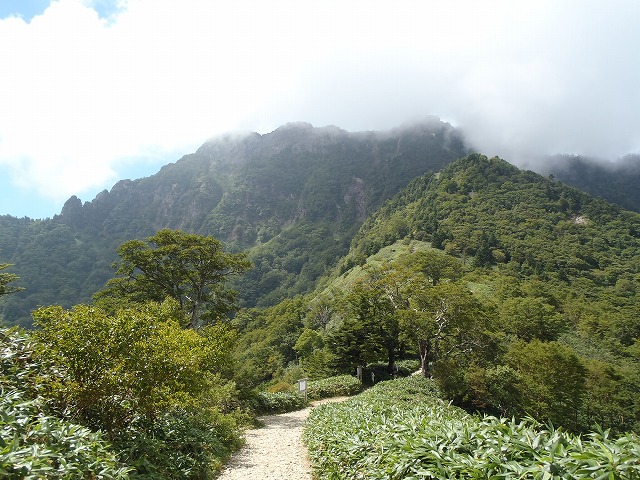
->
[0,118,467,326]
[346,153,640,282]
[1,127,639,433]
[546,154,640,213]
[233,153,640,432]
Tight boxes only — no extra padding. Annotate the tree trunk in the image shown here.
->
[419,337,431,378]
[387,347,396,374]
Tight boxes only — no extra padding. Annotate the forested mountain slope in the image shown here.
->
[343,153,640,368]
[231,154,639,433]
[0,119,466,326]
[547,154,640,213]
[272,154,639,432]
[346,153,640,283]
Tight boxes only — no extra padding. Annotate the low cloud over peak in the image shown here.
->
[1,0,639,218]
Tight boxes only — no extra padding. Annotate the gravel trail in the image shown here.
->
[217,397,347,480]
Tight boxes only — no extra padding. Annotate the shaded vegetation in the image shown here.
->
[549,153,640,213]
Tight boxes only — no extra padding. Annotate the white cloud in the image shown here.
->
[1,0,639,212]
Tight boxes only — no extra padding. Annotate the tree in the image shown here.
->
[499,296,564,341]
[0,263,24,296]
[345,279,400,373]
[398,250,461,285]
[326,316,379,373]
[294,328,324,360]
[401,281,487,378]
[94,229,251,328]
[505,339,586,430]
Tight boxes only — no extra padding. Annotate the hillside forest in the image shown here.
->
[0,122,639,478]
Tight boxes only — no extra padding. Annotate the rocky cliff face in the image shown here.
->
[56,119,466,248]
[0,119,468,320]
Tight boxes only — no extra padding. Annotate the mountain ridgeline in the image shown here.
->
[1,122,639,436]
[0,119,467,326]
[348,153,640,283]
[546,153,640,213]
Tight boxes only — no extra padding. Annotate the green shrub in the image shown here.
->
[307,375,362,400]
[114,407,242,480]
[28,303,245,479]
[304,377,640,479]
[0,393,130,479]
[253,391,308,414]
[1,328,130,479]
[359,360,421,386]
[394,359,421,376]
[267,381,295,393]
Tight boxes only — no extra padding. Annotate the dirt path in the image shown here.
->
[217,397,347,480]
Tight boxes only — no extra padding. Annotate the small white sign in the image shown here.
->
[298,378,307,392]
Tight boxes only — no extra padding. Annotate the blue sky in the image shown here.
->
[0,0,52,21]
[1,0,639,219]
[0,0,120,22]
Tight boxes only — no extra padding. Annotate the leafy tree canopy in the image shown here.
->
[94,229,251,328]
[0,262,24,296]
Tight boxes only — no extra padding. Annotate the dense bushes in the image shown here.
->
[304,377,640,479]
[0,390,130,479]
[307,375,363,400]
[113,407,242,479]
[1,299,248,479]
[1,328,130,478]
[253,391,308,414]
[32,301,239,434]
[254,375,362,414]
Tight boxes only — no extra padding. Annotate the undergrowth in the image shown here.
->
[307,375,363,400]
[304,376,640,479]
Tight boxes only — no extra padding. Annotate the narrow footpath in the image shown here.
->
[217,397,347,480]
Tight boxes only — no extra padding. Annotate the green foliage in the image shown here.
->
[394,359,421,375]
[1,328,130,479]
[0,218,112,327]
[252,391,308,414]
[325,316,378,372]
[293,327,324,359]
[0,263,23,297]
[30,301,244,478]
[232,297,307,388]
[33,300,235,432]
[0,390,130,479]
[307,375,363,400]
[579,359,640,434]
[301,348,338,380]
[113,407,243,479]
[401,279,489,378]
[94,229,251,328]
[499,296,566,341]
[304,376,640,479]
[505,340,587,431]
[325,274,401,373]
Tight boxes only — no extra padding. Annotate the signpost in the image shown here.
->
[298,378,308,402]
